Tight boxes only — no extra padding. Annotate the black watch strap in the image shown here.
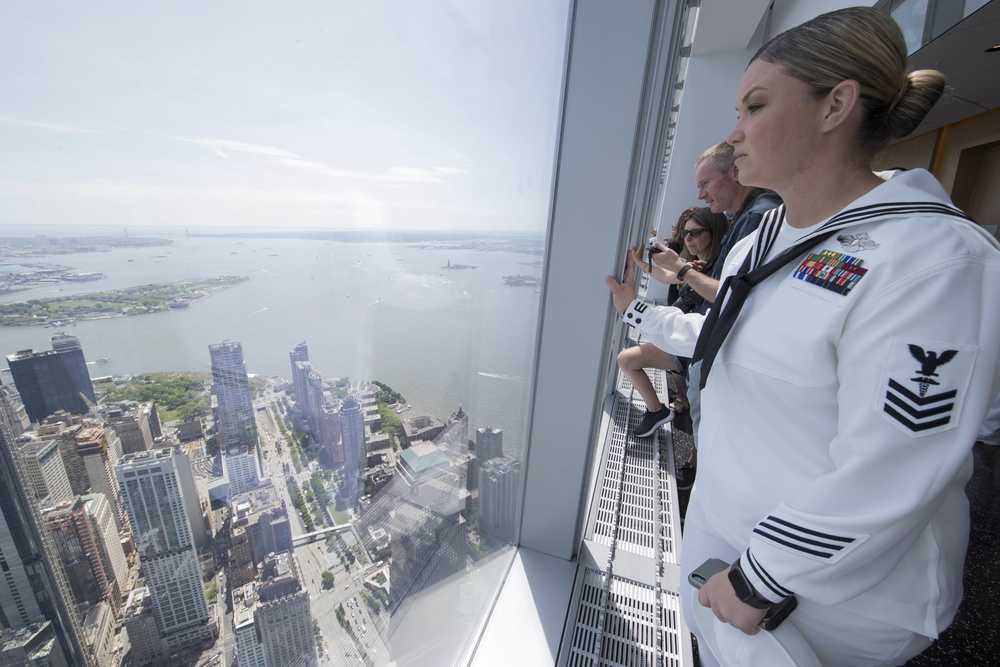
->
[676,263,693,281]
[728,558,772,610]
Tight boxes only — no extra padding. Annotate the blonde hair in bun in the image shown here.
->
[751,7,945,157]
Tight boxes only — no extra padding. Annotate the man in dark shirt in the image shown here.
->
[644,141,782,488]
[650,141,782,305]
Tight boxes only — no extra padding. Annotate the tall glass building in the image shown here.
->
[5,334,95,424]
[338,395,366,508]
[209,341,261,496]
[115,448,215,652]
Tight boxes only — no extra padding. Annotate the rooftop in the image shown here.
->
[19,438,57,457]
[399,442,450,475]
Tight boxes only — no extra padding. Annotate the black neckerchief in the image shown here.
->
[693,200,972,389]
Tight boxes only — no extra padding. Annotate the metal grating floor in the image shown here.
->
[566,569,686,667]
[562,352,691,666]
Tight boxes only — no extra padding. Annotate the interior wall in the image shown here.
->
[874,130,940,171]
[933,107,1000,193]
[875,107,1000,237]
[958,142,1000,236]
[656,48,753,228]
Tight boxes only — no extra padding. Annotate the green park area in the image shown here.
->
[0,275,247,326]
[98,372,211,422]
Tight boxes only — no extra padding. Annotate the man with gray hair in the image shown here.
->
[631,141,781,488]
[648,141,782,306]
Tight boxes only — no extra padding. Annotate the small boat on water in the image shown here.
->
[95,358,111,363]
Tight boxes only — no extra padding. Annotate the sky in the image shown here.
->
[0,1,569,233]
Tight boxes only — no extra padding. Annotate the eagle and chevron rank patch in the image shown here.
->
[793,249,868,295]
[878,337,977,437]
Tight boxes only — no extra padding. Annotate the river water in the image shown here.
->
[0,229,544,456]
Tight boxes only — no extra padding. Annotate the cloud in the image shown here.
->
[0,116,100,134]
[128,130,302,160]
[271,157,335,172]
[131,128,465,185]
[384,166,448,184]
[0,180,355,207]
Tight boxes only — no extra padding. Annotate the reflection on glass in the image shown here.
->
[891,0,991,53]
[890,0,930,54]
[930,0,992,40]
[0,1,568,665]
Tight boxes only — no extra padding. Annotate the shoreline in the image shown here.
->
[0,276,248,327]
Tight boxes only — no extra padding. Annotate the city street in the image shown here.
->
[253,384,388,665]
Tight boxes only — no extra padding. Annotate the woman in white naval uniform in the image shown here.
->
[607,7,1000,666]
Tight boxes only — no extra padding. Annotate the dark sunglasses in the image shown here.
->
[681,228,707,238]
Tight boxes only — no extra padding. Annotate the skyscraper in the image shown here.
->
[289,341,334,451]
[233,582,267,667]
[5,333,95,424]
[0,482,44,629]
[478,457,521,545]
[230,484,292,573]
[173,446,210,550]
[223,450,261,499]
[116,448,215,652]
[305,368,326,436]
[339,395,366,506]
[47,332,82,354]
[0,384,96,666]
[255,551,317,667]
[122,587,164,666]
[104,401,159,454]
[75,426,127,531]
[0,389,41,630]
[82,493,130,602]
[31,412,92,496]
[475,426,503,463]
[18,440,73,505]
[0,621,71,667]
[233,551,316,667]
[289,341,310,412]
[42,497,115,606]
[320,402,343,467]
[209,341,257,450]
[209,341,260,495]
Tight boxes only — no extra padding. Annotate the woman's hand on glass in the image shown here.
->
[606,249,638,315]
[630,245,648,271]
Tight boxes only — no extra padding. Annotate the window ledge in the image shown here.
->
[470,547,577,666]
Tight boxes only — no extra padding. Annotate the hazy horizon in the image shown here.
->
[0,1,568,234]
[0,223,548,240]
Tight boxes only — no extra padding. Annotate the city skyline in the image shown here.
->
[1,327,523,665]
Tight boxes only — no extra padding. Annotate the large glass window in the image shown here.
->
[887,0,992,53]
[0,2,568,665]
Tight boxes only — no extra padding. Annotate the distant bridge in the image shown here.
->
[291,523,353,546]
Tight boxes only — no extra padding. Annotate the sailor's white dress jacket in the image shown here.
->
[622,169,1000,637]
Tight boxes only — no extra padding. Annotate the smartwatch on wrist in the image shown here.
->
[676,263,693,282]
[728,558,772,610]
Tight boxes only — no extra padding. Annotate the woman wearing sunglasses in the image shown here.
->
[619,207,728,447]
